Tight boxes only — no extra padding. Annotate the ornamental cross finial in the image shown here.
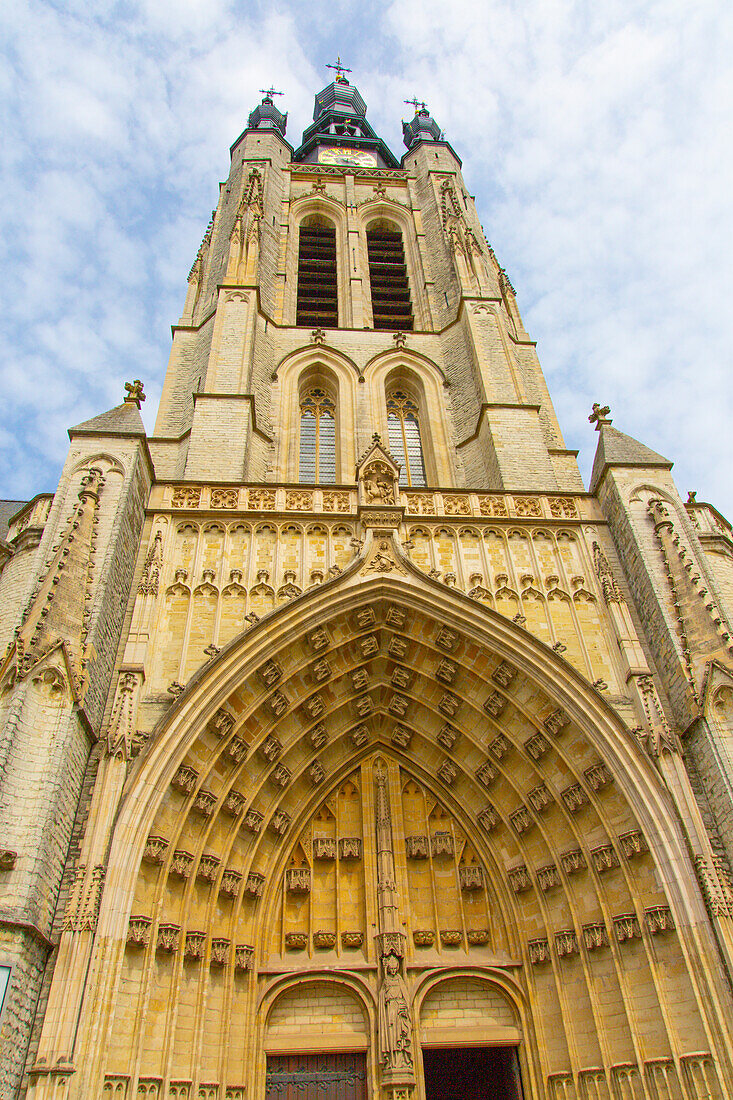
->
[259,87,284,102]
[588,402,611,429]
[404,97,428,114]
[326,56,352,83]
[124,379,146,407]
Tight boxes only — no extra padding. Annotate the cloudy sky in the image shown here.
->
[1,0,731,514]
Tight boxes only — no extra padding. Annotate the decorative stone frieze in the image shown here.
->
[555,929,578,957]
[351,668,369,690]
[220,870,242,898]
[438,760,457,786]
[459,865,484,890]
[269,764,291,788]
[509,865,532,893]
[436,658,457,684]
[619,830,649,858]
[351,725,370,747]
[308,761,326,786]
[210,938,230,966]
[157,923,181,953]
[529,938,550,964]
[143,835,169,865]
[313,837,337,861]
[286,867,311,893]
[510,805,534,834]
[313,930,336,949]
[243,872,265,898]
[356,607,377,629]
[285,933,308,950]
[197,854,220,883]
[614,913,641,942]
[436,627,458,651]
[437,724,459,749]
[591,845,620,873]
[243,808,264,834]
[170,850,194,879]
[537,864,561,891]
[527,784,552,813]
[388,694,408,717]
[223,790,246,817]
[413,929,435,947]
[645,906,675,934]
[391,667,412,689]
[226,737,246,764]
[339,837,362,860]
[268,690,288,716]
[184,930,206,960]
[583,923,608,950]
[484,691,506,718]
[524,732,550,760]
[312,658,331,682]
[303,694,325,718]
[386,606,406,627]
[270,809,291,835]
[391,726,412,748]
[477,760,497,788]
[355,694,373,717]
[234,944,254,971]
[431,831,454,859]
[309,723,329,749]
[478,804,500,831]
[209,708,235,738]
[193,789,217,817]
[258,659,282,687]
[561,784,589,813]
[341,931,364,949]
[490,733,511,759]
[438,693,459,717]
[307,627,329,651]
[491,661,516,688]
[440,930,462,946]
[467,929,490,945]
[544,709,569,736]
[127,915,152,948]
[388,636,408,658]
[406,835,429,859]
[561,849,587,874]
[584,762,614,790]
[172,764,199,795]
[360,635,379,657]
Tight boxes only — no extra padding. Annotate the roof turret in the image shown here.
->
[247,88,288,136]
[402,99,443,149]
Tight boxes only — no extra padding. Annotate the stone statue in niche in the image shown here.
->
[379,953,413,1072]
[363,462,395,505]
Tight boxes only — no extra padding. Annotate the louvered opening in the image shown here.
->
[297,224,338,328]
[367,227,414,331]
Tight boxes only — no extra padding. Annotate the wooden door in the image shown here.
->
[265,1052,367,1098]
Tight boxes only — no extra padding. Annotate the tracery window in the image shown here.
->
[299,388,336,483]
[387,390,426,487]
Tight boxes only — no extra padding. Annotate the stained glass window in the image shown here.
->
[299,388,336,483]
[387,390,427,487]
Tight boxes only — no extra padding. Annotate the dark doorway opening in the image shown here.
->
[265,1052,367,1099]
[422,1045,523,1100]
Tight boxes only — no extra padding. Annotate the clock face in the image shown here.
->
[319,146,377,167]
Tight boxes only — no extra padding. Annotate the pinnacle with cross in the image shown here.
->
[259,87,284,102]
[588,402,611,429]
[326,56,352,83]
[404,97,428,114]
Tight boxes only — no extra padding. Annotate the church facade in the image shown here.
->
[1,72,733,1100]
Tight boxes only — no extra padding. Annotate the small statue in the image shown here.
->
[379,954,413,1071]
[363,463,395,504]
[124,379,146,406]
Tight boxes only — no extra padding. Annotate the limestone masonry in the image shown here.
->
[1,73,732,1100]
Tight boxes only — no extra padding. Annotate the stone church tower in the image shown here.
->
[1,70,733,1100]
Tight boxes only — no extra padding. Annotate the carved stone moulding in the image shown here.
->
[312,658,331,682]
[193,789,217,817]
[376,931,406,958]
[437,724,459,750]
[309,723,329,749]
[561,783,589,814]
[143,835,169,865]
[260,735,282,762]
[645,906,675,934]
[524,733,550,760]
[351,668,369,691]
[459,865,484,891]
[307,626,329,651]
[544,708,569,736]
[476,761,497,788]
[219,869,243,898]
[527,784,552,813]
[484,691,506,718]
[584,761,614,791]
[489,733,511,760]
[258,659,282,687]
[313,930,337,949]
[591,844,620,873]
[170,850,194,879]
[436,658,457,684]
[431,831,454,859]
[184,930,206,960]
[508,865,532,893]
[583,922,608,950]
[391,725,412,748]
[386,605,406,628]
[555,929,578,958]
[405,835,429,859]
[243,871,265,898]
[560,848,586,875]
[243,808,264,834]
[438,760,457,786]
[127,915,152,948]
[510,805,534,835]
[356,607,377,630]
[438,693,459,717]
[341,931,364,949]
[281,932,305,950]
[235,943,254,971]
[478,804,500,832]
[528,938,550,965]
[536,864,561,892]
[223,790,246,817]
[413,929,435,947]
[210,938,230,966]
[209,707,235,739]
[197,854,221,883]
[286,867,311,893]
[388,636,408,659]
[157,923,181,954]
[614,913,641,943]
[491,661,516,688]
[313,837,336,861]
[172,764,198,795]
[467,929,490,946]
[268,690,289,717]
[351,725,370,747]
[339,837,362,860]
[309,761,326,786]
[619,830,649,859]
[303,694,325,719]
[388,694,408,718]
[440,930,462,947]
[226,736,246,764]
[436,627,459,651]
[360,635,380,658]
[269,764,291,789]
[391,666,412,689]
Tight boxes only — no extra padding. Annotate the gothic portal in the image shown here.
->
[1,71,733,1100]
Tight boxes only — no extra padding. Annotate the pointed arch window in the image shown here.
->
[299,388,336,483]
[297,220,338,328]
[387,391,426,487]
[367,225,414,331]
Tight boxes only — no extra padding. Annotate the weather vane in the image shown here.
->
[404,97,428,114]
[326,56,352,83]
[259,87,284,101]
